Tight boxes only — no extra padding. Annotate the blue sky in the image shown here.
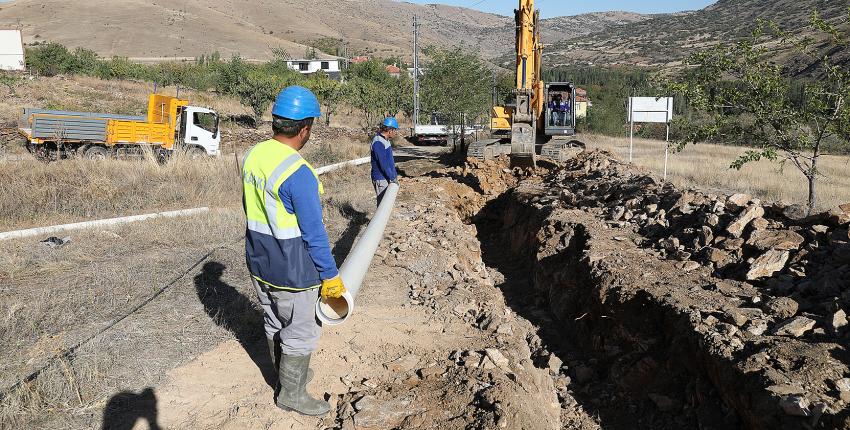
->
[405,0,717,18]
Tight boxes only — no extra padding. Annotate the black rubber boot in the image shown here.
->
[276,354,330,416]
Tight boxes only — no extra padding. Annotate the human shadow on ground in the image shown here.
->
[101,387,162,430]
[193,261,276,388]
[331,201,370,264]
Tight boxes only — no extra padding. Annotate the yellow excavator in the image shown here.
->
[467,0,582,166]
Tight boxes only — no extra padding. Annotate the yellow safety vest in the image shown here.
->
[242,139,324,290]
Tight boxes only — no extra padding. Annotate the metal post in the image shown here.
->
[664,123,670,181]
[629,97,634,163]
[492,71,497,107]
[413,16,420,128]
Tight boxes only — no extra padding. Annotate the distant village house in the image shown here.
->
[285,58,342,80]
[575,87,590,119]
[0,29,25,71]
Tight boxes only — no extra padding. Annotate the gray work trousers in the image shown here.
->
[373,179,390,206]
[252,278,322,356]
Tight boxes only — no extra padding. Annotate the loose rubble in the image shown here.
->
[333,149,850,429]
[463,150,850,429]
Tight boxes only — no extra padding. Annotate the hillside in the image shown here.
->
[0,0,651,61]
[545,0,850,70]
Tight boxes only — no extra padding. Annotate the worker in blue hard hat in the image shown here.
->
[241,85,344,416]
[370,116,399,205]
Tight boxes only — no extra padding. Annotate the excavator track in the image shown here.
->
[466,138,511,160]
[468,138,586,162]
[540,139,585,162]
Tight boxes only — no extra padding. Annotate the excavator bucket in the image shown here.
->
[510,122,536,168]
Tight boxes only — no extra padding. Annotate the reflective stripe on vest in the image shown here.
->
[242,140,324,242]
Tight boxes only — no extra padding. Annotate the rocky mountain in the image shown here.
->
[544,0,849,70]
[0,0,652,61]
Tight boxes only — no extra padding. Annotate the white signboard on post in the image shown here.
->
[628,96,674,180]
[0,30,25,71]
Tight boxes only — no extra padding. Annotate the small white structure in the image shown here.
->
[0,30,25,71]
[285,59,341,78]
[628,96,674,180]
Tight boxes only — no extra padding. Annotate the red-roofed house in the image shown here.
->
[385,64,401,78]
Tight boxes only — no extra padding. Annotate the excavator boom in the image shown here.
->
[509,0,544,166]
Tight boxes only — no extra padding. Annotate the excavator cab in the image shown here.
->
[544,82,577,137]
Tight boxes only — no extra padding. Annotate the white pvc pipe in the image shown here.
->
[0,156,370,242]
[316,182,399,326]
[0,207,210,241]
[314,157,370,175]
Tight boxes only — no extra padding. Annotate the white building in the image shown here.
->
[285,59,342,79]
[0,30,25,71]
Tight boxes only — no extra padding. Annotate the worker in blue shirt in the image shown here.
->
[370,117,399,205]
[560,97,571,126]
[548,97,558,126]
[242,86,344,417]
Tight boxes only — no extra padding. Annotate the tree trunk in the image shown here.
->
[807,169,817,216]
[460,115,466,155]
[807,141,821,216]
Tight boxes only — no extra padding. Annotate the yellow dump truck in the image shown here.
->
[19,94,220,160]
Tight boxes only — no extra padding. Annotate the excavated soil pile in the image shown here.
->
[470,150,850,429]
[330,172,600,430]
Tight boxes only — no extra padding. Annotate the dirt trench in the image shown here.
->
[421,159,735,429]
[473,184,740,429]
[449,154,850,430]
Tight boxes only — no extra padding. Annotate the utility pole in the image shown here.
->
[413,16,420,127]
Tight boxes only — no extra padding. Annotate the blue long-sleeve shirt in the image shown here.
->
[278,165,338,280]
[370,134,397,182]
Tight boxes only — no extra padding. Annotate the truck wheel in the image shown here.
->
[187,146,206,160]
[84,146,110,160]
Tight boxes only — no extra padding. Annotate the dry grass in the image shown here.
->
[0,163,376,429]
[0,73,391,428]
[0,151,242,231]
[0,123,374,232]
[583,134,850,211]
[1,76,249,128]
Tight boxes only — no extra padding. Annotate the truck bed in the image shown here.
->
[31,115,109,141]
[22,108,170,145]
[22,108,145,122]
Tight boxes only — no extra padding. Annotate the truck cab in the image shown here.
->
[179,106,221,156]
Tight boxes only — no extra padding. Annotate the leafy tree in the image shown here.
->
[420,47,491,152]
[215,56,249,95]
[68,47,100,74]
[304,74,348,126]
[94,56,138,81]
[345,59,408,135]
[26,43,72,76]
[236,70,287,125]
[667,11,850,213]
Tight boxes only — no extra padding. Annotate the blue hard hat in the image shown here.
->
[382,117,399,129]
[272,86,321,120]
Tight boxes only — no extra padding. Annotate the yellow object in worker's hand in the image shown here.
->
[321,276,346,299]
